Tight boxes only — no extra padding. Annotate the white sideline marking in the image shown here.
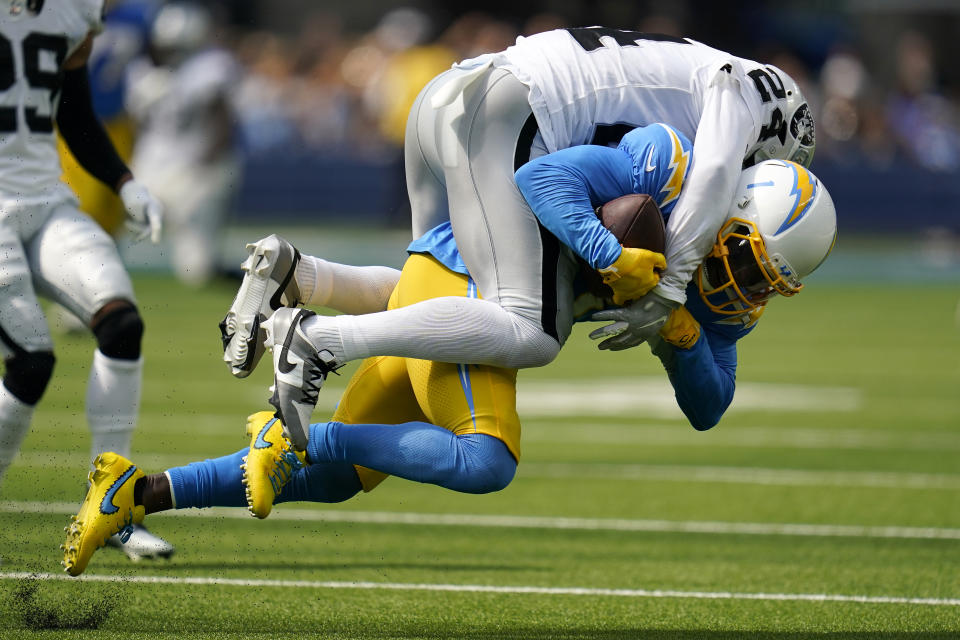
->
[0,572,956,607]
[4,501,959,540]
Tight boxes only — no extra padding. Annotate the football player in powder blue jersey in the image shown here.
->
[62,125,836,576]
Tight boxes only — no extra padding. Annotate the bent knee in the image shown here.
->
[4,350,56,405]
[477,461,516,493]
[92,302,144,360]
[501,334,560,369]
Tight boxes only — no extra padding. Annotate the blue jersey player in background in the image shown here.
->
[62,124,837,576]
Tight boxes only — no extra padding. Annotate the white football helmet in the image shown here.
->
[697,160,837,316]
[151,2,212,63]
[745,65,816,168]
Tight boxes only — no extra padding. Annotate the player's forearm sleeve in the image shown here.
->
[655,332,737,430]
[56,65,131,192]
[657,74,757,304]
[515,146,631,270]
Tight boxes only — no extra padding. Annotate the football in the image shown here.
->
[580,194,666,299]
[595,193,666,252]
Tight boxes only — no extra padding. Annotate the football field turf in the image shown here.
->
[0,232,958,638]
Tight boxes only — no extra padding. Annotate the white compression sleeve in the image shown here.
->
[296,255,400,315]
[303,296,561,369]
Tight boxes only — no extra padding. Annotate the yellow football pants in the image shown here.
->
[330,254,521,492]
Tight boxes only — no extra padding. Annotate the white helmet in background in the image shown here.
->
[697,160,837,316]
[151,2,212,62]
[745,65,816,168]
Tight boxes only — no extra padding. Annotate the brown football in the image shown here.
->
[595,193,666,252]
[581,194,666,299]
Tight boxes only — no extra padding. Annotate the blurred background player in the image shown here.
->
[57,0,158,237]
[62,155,837,577]
[0,0,171,562]
[126,1,242,287]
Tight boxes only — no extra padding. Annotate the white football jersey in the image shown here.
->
[475,27,785,153]
[0,0,103,199]
[129,48,238,173]
[461,28,798,304]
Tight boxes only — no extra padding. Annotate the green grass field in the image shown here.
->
[0,233,958,639]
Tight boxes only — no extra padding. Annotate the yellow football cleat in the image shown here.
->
[241,411,306,519]
[61,452,145,577]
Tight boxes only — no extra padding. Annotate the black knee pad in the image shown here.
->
[4,350,55,405]
[92,305,144,360]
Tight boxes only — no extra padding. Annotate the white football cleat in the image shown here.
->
[220,235,302,378]
[263,308,341,450]
[105,524,175,562]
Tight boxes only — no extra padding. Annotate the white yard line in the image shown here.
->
[0,572,956,607]
[4,501,958,540]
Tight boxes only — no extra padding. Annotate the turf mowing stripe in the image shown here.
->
[519,462,960,489]
[4,500,959,540]
[1,572,956,607]
[522,422,960,452]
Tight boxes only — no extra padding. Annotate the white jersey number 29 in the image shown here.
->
[0,32,67,133]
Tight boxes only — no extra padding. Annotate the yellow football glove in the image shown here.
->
[659,305,701,349]
[597,247,666,306]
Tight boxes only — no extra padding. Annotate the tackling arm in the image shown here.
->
[514,145,633,270]
[654,70,757,305]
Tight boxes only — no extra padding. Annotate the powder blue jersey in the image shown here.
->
[408,123,760,430]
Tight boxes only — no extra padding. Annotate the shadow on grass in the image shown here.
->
[0,572,121,631]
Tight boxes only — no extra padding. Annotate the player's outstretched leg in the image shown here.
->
[62,452,146,577]
[220,234,303,378]
[241,411,305,519]
[263,308,341,451]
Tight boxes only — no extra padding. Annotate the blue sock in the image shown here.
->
[306,421,516,494]
[166,447,362,509]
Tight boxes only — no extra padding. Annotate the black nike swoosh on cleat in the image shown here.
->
[269,248,301,311]
[276,313,300,374]
[277,344,297,374]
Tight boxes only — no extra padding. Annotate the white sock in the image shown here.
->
[0,385,35,486]
[296,255,400,315]
[86,350,142,462]
[300,296,560,369]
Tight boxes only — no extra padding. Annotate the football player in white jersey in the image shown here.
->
[221,27,816,450]
[0,0,171,561]
[126,1,241,287]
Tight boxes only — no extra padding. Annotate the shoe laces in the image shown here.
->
[268,445,304,495]
[116,510,135,543]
